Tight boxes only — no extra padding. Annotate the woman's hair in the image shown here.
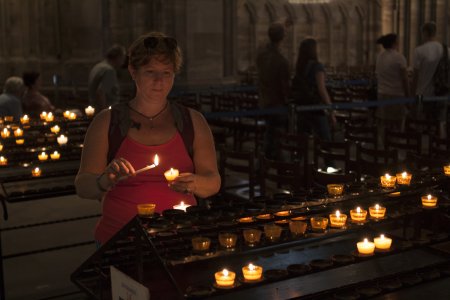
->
[295,38,318,75]
[376,33,397,49]
[3,77,24,94]
[22,71,40,88]
[128,32,183,73]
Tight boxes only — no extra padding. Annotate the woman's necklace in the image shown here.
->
[127,101,169,129]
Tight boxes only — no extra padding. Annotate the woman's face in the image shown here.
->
[130,56,175,102]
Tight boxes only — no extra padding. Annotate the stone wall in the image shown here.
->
[0,0,448,96]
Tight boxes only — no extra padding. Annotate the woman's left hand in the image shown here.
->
[169,172,196,195]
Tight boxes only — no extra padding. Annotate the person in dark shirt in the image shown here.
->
[256,22,290,159]
[292,38,335,142]
[0,76,24,121]
[22,71,55,114]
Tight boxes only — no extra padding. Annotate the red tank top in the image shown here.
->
[95,132,196,244]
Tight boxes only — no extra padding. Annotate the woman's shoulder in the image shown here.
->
[88,108,112,131]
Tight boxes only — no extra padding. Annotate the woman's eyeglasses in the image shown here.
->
[144,36,177,51]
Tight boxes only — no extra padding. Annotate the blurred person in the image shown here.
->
[256,22,290,160]
[375,33,409,145]
[412,22,449,138]
[22,71,55,114]
[76,32,220,244]
[88,44,126,110]
[0,76,24,121]
[291,38,336,142]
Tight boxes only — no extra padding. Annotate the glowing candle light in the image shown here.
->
[422,194,438,207]
[57,135,68,145]
[380,173,396,188]
[68,112,77,120]
[40,111,47,120]
[38,152,48,161]
[350,206,367,222]
[85,106,95,117]
[173,201,191,212]
[357,238,375,255]
[50,125,60,134]
[20,115,29,124]
[31,167,42,177]
[63,110,70,119]
[242,263,263,281]
[0,156,7,165]
[50,151,60,160]
[396,172,412,185]
[0,143,3,151]
[374,234,392,250]
[164,168,179,181]
[214,269,235,287]
[1,128,10,139]
[369,204,386,219]
[329,210,347,228]
[15,139,24,145]
[45,112,54,122]
[13,128,23,137]
[134,154,159,175]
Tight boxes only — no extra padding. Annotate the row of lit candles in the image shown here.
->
[1,129,68,145]
[213,234,394,287]
[2,107,96,126]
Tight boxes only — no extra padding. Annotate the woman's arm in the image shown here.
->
[75,109,135,200]
[170,109,221,198]
[316,70,337,125]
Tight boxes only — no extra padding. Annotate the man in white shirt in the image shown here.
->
[412,22,448,137]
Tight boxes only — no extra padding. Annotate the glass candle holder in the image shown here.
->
[15,139,24,145]
[215,269,235,287]
[327,184,344,197]
[310,217,328,231]
[350,207,367,222]
[13,128,23,137]
[31,167,41,177]
[374,234,392,250]
[50,151,60,160]
[20,115,29,124]
[357,238,375,255]
[256,214,273,220]
[51,125,60,134]
[444,165,450,176]
[63,110,70,119]
[137,203,156,217]
[1,128,10,139]
[243,228,262,246]
[396,172,412,185]
[68,112,77,120]
[422,194,438,207]
[45,112,54,122]
[380,174,396,188]
[40,111,47,120]
[38,152,48,161]
[218,232,237,250]
[164,168,179,181]
[0,143,2,151]
[85,106,95,117]
[4,116,13,122]
[264,223,282,242]
[274,210,290,217]
[238,217,254,224]
[329,210,347,228]
[369,204,386,219]
[289,220,307,236]
[191,236,211,252]
[242,264,263,281]
[0,156,7,165]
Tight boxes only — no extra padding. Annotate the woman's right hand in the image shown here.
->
[104,157,136,185]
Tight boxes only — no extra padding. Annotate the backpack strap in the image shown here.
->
[107,101,194,164]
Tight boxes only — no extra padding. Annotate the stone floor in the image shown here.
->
[1,195,100,299]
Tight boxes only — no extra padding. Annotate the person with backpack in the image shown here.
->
[75,32,221,245]
[412,22,449,138]
[291,38,336,142]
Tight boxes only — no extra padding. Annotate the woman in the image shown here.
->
[291,38,335,142]
[22,71,55,114]
[375,33,409,142]
[75,32,221,244]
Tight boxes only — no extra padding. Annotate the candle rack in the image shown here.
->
[71,171,450,299]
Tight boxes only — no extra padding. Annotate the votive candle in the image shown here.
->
[0,156,7,165]
[1,128,10,138]
[380,173,396,188]
[357,238,375,255]
[396,172,412,185]
[374,234,392,250]
[422,194,438,207]
[242,263,263,281]
[329,210,347,228]
[50,151,60,160]
[350,207,367,222]
[31,167,41,177]
[38,152,48,161]
[164,168,179,181]
[13,128,23,137]
[215,269,235,287]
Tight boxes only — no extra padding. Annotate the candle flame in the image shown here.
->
[385,173,390,179]
[153,154,159,166]
[364,238,368,243]
[53,151,58,155]
[34,167,39,172]
[248,263,255,270]
[427,194,432,200]
[375,204,380,210]
[336,210,340,217]
[402,172,407,178]
[180,201,185,206]
[356,207,361,213]
[380,234,385,239]
[222,269,228,276]
[3,128,7,133]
